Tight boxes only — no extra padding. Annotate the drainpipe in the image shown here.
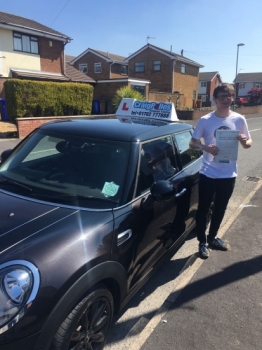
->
[172,59,176,93]
[109,61,114,79]
[63,38,72,77]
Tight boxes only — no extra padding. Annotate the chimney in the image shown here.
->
[170,45,172,53]
[181,49,184,56]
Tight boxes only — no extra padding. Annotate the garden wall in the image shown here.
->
[16,115,114,139]
[15,104,262,139]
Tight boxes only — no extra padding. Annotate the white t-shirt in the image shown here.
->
[192,111,250,179]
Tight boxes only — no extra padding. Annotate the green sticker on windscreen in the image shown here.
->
[102,182,119,197]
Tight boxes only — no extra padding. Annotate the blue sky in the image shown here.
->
[1,0,262,83]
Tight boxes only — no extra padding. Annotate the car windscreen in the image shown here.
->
[0,130,130,209]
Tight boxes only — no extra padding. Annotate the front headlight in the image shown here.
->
[0,260,40,334]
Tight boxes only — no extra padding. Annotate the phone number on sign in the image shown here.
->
[131,111,170,118]
[152,112,170,118]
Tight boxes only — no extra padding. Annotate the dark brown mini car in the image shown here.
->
[0,118,202,350]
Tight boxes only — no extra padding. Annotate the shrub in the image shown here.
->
[112,86,145,109]
[4,79,94,121]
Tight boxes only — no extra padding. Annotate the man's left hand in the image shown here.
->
[237,134,252,148]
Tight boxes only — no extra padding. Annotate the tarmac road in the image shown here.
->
[139,181,262,350]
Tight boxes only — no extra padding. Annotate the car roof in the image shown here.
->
[39,119,192,142]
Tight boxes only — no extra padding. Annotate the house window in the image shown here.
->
[135,62,145,72]
[239,83,245,89]
[131,84,145,96]
[192,90,196,99]
[153,60,161,71]
[13,32,38,54]
[201,81,207,87]
[199,95,207,102]
[94,62,102,73]
[121,65,127,75]
[79,64,88,73]
[181,64,186,74]
[253,82,262,88]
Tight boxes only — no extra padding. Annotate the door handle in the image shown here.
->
[117,229,132,246]
[176,188,186,198]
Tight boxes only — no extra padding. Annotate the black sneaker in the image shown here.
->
[208,237,228,251]
[199,243,209,259]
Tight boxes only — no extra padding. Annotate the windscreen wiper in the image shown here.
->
[29,193,118,204]
[0,178,32,192]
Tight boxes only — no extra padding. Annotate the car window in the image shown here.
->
[22,136,62,162]
[137,136,177,195]
[174,131,201,168]
[0,130,130,207]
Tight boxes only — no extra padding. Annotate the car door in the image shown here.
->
[173,130,202,232]
[122,135,189,290]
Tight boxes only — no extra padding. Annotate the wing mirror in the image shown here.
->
[0,149,12,163]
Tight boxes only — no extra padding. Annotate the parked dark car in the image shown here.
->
[0,118,202,350]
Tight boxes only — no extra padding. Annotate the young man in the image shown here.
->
[189,84,252,259]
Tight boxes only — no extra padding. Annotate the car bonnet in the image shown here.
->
[0,191,78,254]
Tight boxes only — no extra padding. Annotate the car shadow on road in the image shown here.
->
[106,254,262,347]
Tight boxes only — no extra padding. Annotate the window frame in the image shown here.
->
[13,31,39,54]
[135,61,145,72]
[239,83,245,89]
[153,60,161,71]
[121,65,127,75]
[94,62,102,73]
[131,84,146,96]
[79,63,88,73]
[253,82,262,88]
[200,81,207,87]
[181,64,186,74]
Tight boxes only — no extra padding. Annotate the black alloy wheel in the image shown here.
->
[51,286,114,350]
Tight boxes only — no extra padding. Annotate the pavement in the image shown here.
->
[137,181,262,350]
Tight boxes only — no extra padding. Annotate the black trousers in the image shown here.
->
[196,174,236,244]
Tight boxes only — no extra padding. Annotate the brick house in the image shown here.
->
[235,72,262,97]
[0,11,74,97]
[69,48,129,81]
[124,44,204,109]
[198,71,222,107]
[69,49,150,114]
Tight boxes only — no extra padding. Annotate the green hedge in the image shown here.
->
[4,79,94,121]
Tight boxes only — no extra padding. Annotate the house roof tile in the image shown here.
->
[11,69,70,81]
[125,44,203,68]
[235,72,262,83]
[0,11,71,41]
[199,71,220,81]
[65,63,95,83]
[94,49,126,63]
[70,48,127,64]
[11,64,95,83]
[65,54,76,63]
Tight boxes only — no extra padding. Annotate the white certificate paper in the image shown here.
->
[214,130,239,163]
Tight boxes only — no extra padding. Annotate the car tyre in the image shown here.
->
[50,285,114,350]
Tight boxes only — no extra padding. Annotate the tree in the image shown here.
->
[247,87,262,105]
[112,86,144,109]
